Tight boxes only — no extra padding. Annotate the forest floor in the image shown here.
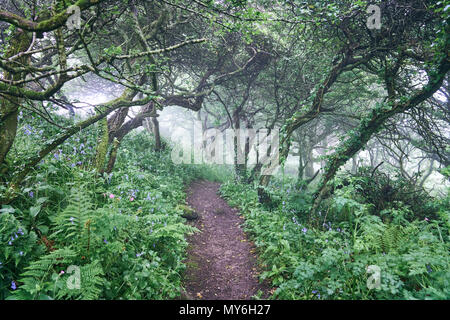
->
[183,180,270,300]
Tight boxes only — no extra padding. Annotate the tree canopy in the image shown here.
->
[0,0,449,302]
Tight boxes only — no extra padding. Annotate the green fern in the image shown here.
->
[379,225,407,253]
[360,216,413,254]
[14,248,77,299]
[51,187,95,256]
[56,260,104,300]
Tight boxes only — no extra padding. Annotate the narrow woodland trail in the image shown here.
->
[183,180,269,300]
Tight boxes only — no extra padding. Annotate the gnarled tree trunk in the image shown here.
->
[311,55,450,215]
[0,30,32,169]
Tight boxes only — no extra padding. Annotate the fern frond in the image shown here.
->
[55,260,104,300]
[15,248,77,299]
[52,187,94,255]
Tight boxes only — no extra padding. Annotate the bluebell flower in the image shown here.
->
[302,228,307,233]
[19,251,23,256]
[29,191,34,198]
[103,239,108,244]
[11,281,17,290]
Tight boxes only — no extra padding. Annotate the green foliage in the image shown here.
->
[331,167,441,221]
[12,248,77,300]
[0,131,205,299]
[0,210,45,299]
[220,174,450,300]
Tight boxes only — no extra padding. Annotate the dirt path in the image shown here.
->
[183,180,269,300]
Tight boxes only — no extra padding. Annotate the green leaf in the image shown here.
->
[0,205,15,214]
[36,197,48,205]
[30,206,41,218]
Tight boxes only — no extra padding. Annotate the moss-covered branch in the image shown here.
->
[3,90,153,201]
[0,0,104,32]
[311,50,450,215]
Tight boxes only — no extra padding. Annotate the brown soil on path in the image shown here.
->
[183,180,270,300]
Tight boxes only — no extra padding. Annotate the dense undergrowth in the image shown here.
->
[1,110,448,300]
[220,171,450,300]
[0,124,222,300]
